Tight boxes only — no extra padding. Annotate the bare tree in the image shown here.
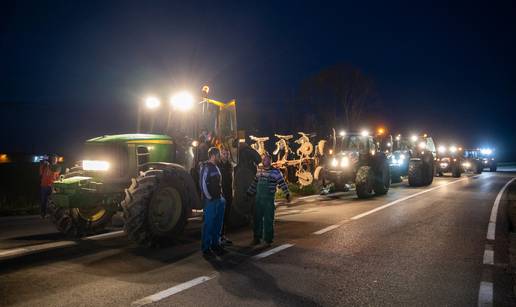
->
[299,64,376,131]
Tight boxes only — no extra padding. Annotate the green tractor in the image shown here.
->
[49,88,246,246]
[389,134,436,186]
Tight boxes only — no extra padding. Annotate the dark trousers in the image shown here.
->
[40,186,52,216]
[201,198,226,252]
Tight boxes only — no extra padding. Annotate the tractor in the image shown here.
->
[388,134,436,186]
[436,144,463,177]
[320,130,390,198]
[49,87,249,246]
[479,148,497,172]
[462,149,483,174]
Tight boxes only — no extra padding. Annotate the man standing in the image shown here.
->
[247,153,290,246]
[218,147,233,245]
[39,155,61,218]
[200,147,226,257]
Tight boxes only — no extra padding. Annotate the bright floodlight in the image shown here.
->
[361,130,369,137]
[438,145,446,154]
[171,91,194,111]
[83,160,110,171]
[395,135,401,141]
[410,135,418,142]
[339,130,346,137]
[450,145,457,153]
[418,141,426,149]
[481,148,493,155]
[145,96,161,109]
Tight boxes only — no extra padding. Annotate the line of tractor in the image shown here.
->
[48,86,498,247]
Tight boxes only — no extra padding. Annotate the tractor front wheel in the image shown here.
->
[48,202,113,237]
[121,168,189,247]
[356,166,374,199]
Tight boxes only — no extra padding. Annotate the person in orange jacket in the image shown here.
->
[39,155,61,218]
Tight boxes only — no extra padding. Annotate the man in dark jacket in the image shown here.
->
[247,153,290,246]
[218,147,233,245]
[200,147,226,257]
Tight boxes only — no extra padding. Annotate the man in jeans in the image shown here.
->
[218,147,233,246]
[200,147,226,257]
[39,155,61,218]
[247,153,290,246]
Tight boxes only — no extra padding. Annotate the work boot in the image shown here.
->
[211,245,228,256]
[202,249,216,259]
[221,236,233,246]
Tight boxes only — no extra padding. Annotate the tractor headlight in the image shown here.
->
[83,160,110,171]
[331,158,338,167]
[438,145,446,154]
[340,157,349,167]
[440,162,448,169]
[449,146,457,153]
[418,142,426,150]
[399,154,406,160]
[462,162,471,168]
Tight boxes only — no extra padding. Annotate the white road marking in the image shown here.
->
[132,275,215,306]
[478,281,493,307]
[486,177,515,240]
[350,178,469,220]
[483,249,494,265]
[313,224,341,235]
[253,243,294,259]
[0,230,125,261]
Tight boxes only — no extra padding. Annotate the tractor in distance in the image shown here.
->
[49,86,246,246]
[435,144,463,177]
[462,149,483,174]
[320,129,390,198]
[479,148,497,172]
[388,133,436,186]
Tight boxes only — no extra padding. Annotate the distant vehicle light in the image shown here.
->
[171,91,194,111]
[339,130,346,137]
[340,157,349,167]
[449,146,457,153]
[418,142,426,150]
[462,162,471,168]
[83,160,110,171]
[480,148,493,155]
[145,96,161,109]
[395,135,401,141]
[361,130,369,137]
[377,128,385,135]
[440,162,448,169]
[387,142,392,147]
[329,149,333,155]
[331,158,338,167]
[410,135,418,142]
[400,154,406,160]
[438,145,446,154]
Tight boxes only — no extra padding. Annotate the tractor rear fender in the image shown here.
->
[140,162,202,210]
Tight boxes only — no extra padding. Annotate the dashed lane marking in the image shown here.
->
[478,281,493,307]
[313,224,341,235]
[483,249,494,265]
[350,177,471,220]
[252,243,294,260]
[131,275,215,306]
[0,230,125,261]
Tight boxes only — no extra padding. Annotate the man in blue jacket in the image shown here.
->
[200,147,226,257]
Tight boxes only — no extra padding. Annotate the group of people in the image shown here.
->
[199,144,291,258]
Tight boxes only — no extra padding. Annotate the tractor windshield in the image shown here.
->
[339,135,368,153]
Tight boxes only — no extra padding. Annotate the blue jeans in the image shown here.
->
[201,197,226,252]
[40,186,52,216]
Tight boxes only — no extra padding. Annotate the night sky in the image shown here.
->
[1,1,515,160]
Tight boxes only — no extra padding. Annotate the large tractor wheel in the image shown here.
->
[48,168,114,237]
[422,154,434,186]
[121,168,192,247]
[451,163,461,178]
[408,160,425,187]
[355,166,374,199]
[373,160,390,195]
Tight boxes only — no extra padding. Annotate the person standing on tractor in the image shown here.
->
[247,153,291,246]
[39,155,61,218]
[200,147,226,257]
[218,147,233,246]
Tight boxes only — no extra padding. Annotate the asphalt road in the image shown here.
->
[1,170,515,306]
